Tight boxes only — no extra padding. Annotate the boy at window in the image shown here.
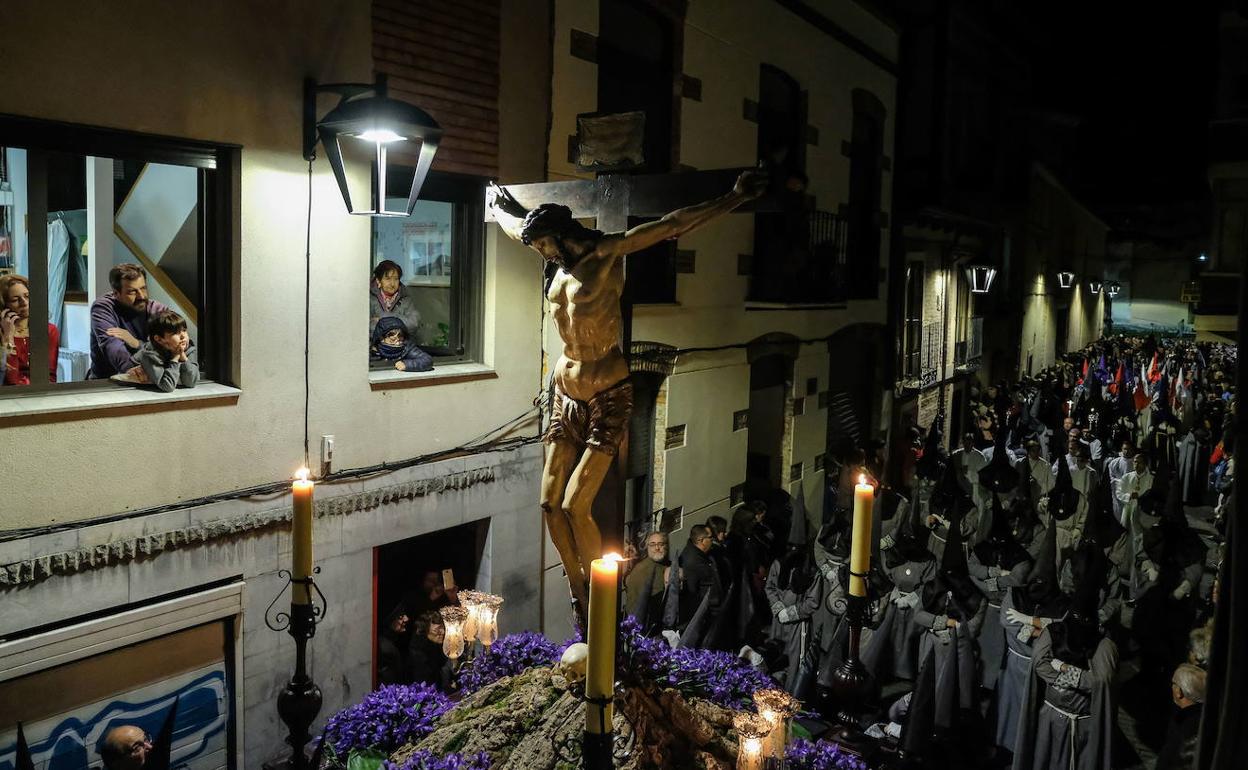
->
[89,263,169,379]
[370,316,432,373]
[125,310,199,392]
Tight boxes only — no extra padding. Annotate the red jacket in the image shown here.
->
[3,323,59,385]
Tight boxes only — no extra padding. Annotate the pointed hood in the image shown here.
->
[15,723,35,770]
[915,413,946,480]
[1138,455,1170,517]
[975,492,1030,570]
[978,427,1020,494]
[1012,516,1065,616]
[1047,451,1080,521]
[788,479,809,547]
[901,645,939,756]
[930,451,965,512]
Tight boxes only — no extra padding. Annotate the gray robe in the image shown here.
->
[810,550,849,688]
[763,560,822,694]
[914,594,987,727]
[969,553,1033,690]
[861,559,936,680]
[1013,630,1117,770]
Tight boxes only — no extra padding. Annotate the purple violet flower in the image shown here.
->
[322,683,452,757]
[785,738,869,770]
[383,750,492,770]
[455,631,562,695]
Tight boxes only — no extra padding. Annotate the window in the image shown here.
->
[0,115,235,394]
[597,0,681,304]
[370,171,484,365]
[750,66,847,304]
[902,261,924,377]
[847,89,886,300]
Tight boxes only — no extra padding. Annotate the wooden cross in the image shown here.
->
[489,167,779,549]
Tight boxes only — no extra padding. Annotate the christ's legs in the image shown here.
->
[563,446,615,583]
[542,439,587,608]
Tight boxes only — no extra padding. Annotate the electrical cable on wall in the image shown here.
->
[303,159,313,469]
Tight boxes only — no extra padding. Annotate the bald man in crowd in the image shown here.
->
[99,725,150,770]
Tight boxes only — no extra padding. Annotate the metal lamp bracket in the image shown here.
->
[303,75,390,161]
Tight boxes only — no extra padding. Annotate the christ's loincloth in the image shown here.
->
[545,379,633,455]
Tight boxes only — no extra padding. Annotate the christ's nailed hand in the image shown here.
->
[734,169,769,201]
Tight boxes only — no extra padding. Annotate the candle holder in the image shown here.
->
[440,606,468,660]
[753,689,799,763]
[734,713,771,770]
[459,589,486,643]
[826,591,877,754]
[476,593,504,647]
[263,568,328,770]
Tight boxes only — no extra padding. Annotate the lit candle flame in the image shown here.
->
[602,552,624,563]
[295,467,310,483]
[858,473,867,486]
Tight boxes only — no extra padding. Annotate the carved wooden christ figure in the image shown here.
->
[488,170,766,614]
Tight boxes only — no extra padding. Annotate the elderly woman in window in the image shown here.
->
[0,274,59,386]
[369,259,422,344]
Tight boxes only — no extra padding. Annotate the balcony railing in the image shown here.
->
[954,316,984,368]
[749,209,848,304]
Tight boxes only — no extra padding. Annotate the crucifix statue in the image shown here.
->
[487,169,767,617]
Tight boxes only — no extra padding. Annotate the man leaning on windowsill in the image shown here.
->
[89,263,168,380]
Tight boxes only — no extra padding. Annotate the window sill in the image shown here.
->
[0,381,241,423]
[745,301,848,311]
[369,362,497,390]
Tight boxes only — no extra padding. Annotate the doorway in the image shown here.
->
[747,353,793,489]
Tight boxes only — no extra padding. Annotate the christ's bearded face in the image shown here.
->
[530,234,587,269]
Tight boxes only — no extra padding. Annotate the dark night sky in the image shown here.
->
[1021,4,1221,210]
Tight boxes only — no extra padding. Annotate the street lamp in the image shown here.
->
[1106,281,1121,298]
[1088,279,1103,294]
[1057,271,1075,289]
[304,74,442,216]
[965,264,997,294]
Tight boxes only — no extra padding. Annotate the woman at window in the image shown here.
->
[369,259,422,344]
[0,274,59,386]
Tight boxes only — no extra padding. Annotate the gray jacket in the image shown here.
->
[132,341,200,392]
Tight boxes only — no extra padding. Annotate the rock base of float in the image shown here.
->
[391,667,740,770]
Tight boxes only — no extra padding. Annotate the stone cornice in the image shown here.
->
[1,466,496,588]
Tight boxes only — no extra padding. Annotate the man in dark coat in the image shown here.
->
[678,524,723,630]
[1157,663,1206,770]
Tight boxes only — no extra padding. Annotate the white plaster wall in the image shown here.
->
[662,356,751,550]
[0,447,543,766]
[0,2,543,529]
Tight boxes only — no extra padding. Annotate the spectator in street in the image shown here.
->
[89,263,169,379]
[408,609,452,690]
[404,569,458,619]
[377,605,412,685]
[1157,663,1206,770]
[625,530,670,632]
[0,274,59,386]
[678,524,723,630]
[99,725,151,770]
[707,515,729,544]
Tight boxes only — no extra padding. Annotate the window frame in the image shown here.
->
[369,170,485,367]
[0,113,239,397]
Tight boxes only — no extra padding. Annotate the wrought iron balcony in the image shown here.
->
[748,209,848,304]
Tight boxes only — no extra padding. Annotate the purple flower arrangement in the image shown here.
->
[383,750,492,770]
[455,631,562,695]
[618,616,776,708]
[785,738,869,770]
[322,683,453,757]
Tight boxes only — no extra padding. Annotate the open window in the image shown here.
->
[370,171,485,367]
[0,115,236,394]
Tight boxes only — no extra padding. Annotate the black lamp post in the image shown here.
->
[826,591,878,754]
[304,74,442,216]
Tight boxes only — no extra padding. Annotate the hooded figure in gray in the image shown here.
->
[1012,561,1117,770]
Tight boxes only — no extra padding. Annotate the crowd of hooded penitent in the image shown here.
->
[625,335,1235,769]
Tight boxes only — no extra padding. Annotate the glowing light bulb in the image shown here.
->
[357,128,405,143]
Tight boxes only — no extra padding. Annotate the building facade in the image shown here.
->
[0,1,897,767]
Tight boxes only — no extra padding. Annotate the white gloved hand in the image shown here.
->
[1050,658,1066,673]
[777,606,799,624]
[988,565,1005,578]
[1036,616,1055,629]
[1005,608,1033,627]
[1143,560,1160,583]
[770,601,786,616]
[1172,579,1192,601]
[661,629,681,649]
